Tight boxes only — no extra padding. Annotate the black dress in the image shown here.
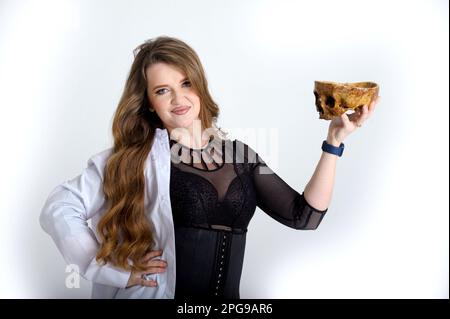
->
[168,134,328,299]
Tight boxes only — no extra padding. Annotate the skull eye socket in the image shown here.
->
[325,96,335,108]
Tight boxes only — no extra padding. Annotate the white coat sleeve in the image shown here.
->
[39,153,131,288]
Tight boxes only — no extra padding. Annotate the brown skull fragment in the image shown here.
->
[314,81,379,120]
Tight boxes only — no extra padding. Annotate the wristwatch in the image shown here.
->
[322,140,344,157]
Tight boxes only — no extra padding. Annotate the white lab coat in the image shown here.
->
[40,128,176,299]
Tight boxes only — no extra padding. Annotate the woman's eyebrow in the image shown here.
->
[152,77,188,91]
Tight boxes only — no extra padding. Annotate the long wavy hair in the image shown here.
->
[96,36,220,271]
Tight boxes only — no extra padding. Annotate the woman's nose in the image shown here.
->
[171,89,184,105]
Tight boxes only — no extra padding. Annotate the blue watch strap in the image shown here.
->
[322,140,344,157]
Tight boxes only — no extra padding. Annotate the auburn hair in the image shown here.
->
[96,36,220,271]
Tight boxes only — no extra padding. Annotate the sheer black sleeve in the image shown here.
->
[238,140,328,230]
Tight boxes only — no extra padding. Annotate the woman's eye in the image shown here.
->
[156,88,168,95]
[156,81,190,95]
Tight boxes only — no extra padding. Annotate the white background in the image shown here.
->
[0,0,448,298]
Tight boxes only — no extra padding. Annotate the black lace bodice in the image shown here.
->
[168,134,327,298]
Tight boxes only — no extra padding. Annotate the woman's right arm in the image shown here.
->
[39,151,132,288]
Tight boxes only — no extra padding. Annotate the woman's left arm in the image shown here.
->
[303,97,379,210]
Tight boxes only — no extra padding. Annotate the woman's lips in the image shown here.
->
[171,106,190,115]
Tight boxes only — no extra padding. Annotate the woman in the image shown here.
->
[40,36,378,299]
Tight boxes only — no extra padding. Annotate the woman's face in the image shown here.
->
[146,62,201,132]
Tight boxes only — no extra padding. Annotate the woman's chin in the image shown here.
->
[169,119,195,130]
